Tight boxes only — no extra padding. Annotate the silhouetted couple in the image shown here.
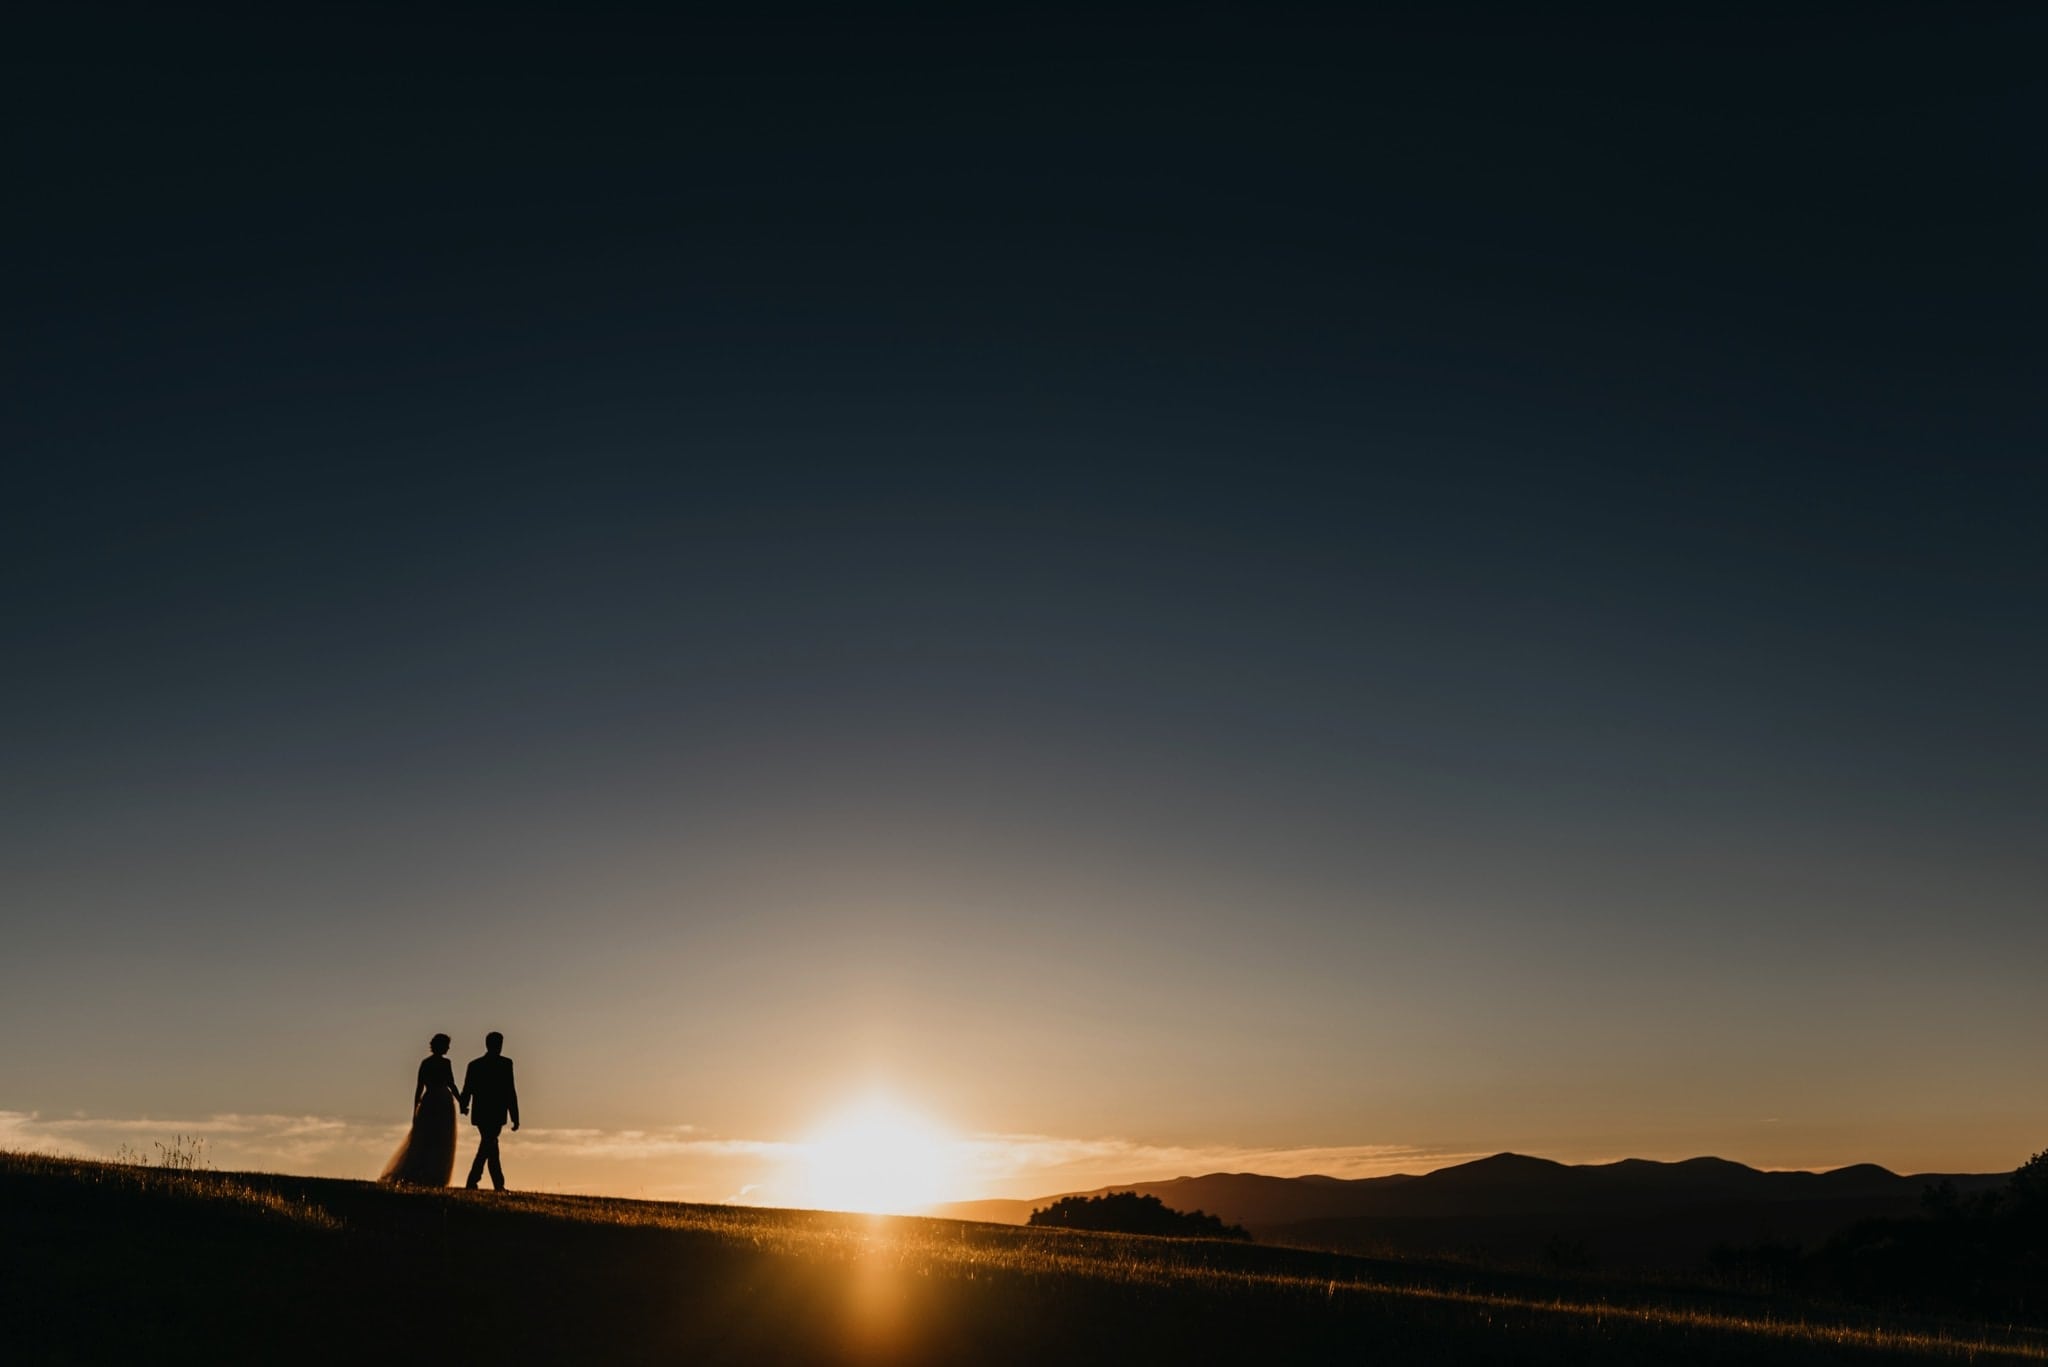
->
[378,1032,521,1190]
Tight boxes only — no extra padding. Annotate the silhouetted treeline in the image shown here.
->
[1029,1191,1251,1241]
[1710,1148,2048,1321]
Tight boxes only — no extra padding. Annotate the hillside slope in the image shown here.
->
[8,1155,2039,1367]
[5,1152,2039,1366]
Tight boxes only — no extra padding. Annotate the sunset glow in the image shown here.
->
[796,1099,957,1214]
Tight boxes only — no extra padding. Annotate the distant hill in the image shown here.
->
[931,1153,2012,1269]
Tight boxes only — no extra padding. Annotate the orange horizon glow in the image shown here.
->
[3,1104,2036,1209]
[794,1097,959,1214]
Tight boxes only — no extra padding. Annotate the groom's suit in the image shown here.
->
[459,1052,519,1189]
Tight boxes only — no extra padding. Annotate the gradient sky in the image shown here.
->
[4,4,2044,1202]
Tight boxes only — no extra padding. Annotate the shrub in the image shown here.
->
[1028,1192,1251,1241]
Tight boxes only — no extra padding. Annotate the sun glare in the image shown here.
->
[798,1098,956,1214]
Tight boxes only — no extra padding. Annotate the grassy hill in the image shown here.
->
[4,1151,2044,1365]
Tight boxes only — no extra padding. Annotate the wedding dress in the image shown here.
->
[379,1054,459,1185]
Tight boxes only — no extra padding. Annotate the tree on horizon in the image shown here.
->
[1028,1191,1251,1241]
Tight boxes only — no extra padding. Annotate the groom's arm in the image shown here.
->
[458,1061,474,1114]
[506,1062,519,1130]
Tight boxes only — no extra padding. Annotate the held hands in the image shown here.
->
[510,1121,520,1131]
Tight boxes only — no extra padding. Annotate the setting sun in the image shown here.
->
[796,1099,956,1214]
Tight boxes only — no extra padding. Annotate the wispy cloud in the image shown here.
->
[947,1133,1481,1196]
[0,1110,806,1194]
[0,1110,395,1168]
[513,1127,795,1162]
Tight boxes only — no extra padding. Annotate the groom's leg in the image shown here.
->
[465,1128,491,1188]
[471,1124,504,1190]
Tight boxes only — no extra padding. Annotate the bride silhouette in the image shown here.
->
[378,1033,460,1186]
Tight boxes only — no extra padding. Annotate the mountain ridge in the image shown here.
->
[930,1151,2012,1265]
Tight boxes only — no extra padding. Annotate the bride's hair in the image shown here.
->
[429,1033,451,1055]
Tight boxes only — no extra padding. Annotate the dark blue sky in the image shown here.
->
[4,3,2044,1184]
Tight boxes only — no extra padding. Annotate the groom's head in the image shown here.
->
[485,1031,504,1054]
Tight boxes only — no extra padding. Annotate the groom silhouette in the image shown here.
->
[458,1031,520,1191]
